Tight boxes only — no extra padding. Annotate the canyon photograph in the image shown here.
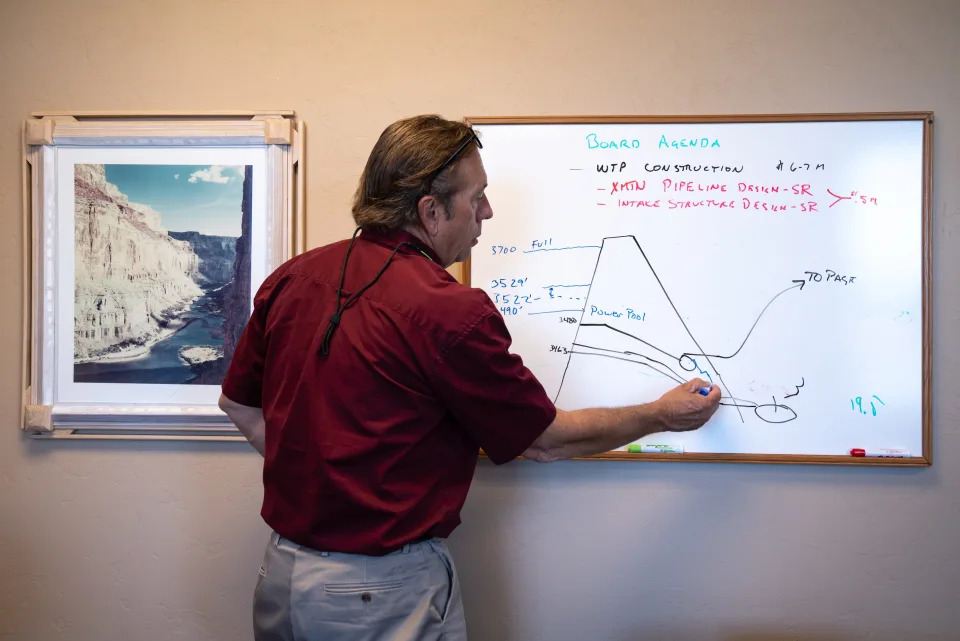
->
[72,163,252,386]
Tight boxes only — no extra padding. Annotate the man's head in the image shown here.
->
[352,115,493,266]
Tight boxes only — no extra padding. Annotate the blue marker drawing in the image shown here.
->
[548,284,589,301]
[542,284,591,289]
[523,245,601,254]
[528,309,584,316]
[690,357,714,384]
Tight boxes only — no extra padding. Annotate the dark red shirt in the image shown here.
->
[222,229,556,555]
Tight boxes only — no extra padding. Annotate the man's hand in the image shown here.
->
[523,377,722,462]
[654,378,722,432]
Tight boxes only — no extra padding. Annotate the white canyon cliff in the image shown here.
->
[74,164,203,362]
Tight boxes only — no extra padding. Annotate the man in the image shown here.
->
[219,114,721,641]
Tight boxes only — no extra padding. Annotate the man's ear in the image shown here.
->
[416,194,442,237]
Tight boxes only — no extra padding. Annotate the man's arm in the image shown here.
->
[523,378,721,462]
[219,394,266,457]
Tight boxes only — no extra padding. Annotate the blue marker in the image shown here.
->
[698,385,713,396]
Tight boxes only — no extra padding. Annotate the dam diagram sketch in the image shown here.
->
[553,235,801,424]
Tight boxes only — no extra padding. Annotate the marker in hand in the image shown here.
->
[698,384,713,396]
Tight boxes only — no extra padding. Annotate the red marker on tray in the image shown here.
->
[850,448,910,458]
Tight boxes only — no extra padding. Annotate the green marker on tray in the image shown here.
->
[627,444,684,454]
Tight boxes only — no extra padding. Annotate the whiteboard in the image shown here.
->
[467,114,932,465]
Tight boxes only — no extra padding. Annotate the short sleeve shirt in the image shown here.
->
[222,228,556,555]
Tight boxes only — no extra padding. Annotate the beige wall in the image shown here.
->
[2,1,959,639]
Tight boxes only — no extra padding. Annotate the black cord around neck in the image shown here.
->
[319,229,432,356]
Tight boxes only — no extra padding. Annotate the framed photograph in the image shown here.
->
[21,112,305,439]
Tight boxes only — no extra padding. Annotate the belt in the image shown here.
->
[272,531,432,557]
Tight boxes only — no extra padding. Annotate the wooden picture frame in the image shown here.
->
[21,111,305,440]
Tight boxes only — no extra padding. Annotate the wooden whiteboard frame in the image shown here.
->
[21,110,306,441]
[462,112,933,466]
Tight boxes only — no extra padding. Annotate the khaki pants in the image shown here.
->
[253,531,467,641]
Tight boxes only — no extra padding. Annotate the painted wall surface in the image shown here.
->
[1,1,958,639]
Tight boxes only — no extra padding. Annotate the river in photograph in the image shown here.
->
[73,292,224,384]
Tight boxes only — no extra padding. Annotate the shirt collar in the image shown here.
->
[358,228,441,264]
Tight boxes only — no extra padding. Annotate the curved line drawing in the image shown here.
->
[554,235,800,424]
[784,377,806,398]
[679,282,803,362]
